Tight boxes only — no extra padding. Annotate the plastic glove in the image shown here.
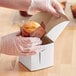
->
[0,32,44,56]
[27,0,65,17]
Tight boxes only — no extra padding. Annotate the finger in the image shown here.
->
[22,37,42,46]
[21,51,36,53]
[14,39,44,53]
[16,36,42,48]
[19,51,36,56]
[21,37,42,44]
[22,45,45,53]
[47,5,60,17]
[52,1,65,15]
[14,41,38,53]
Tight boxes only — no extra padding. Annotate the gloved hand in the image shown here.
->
[27,0,65,17]
[0,32,44,56]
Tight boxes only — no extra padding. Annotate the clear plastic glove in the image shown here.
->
[0,32,44,56]
[27,0,65,17]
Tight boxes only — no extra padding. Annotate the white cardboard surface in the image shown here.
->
[19,12,69,71]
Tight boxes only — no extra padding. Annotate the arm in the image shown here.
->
[0,0,64,16]
[0,0,31,11]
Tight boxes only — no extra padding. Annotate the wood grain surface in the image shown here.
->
[0,0,76,76]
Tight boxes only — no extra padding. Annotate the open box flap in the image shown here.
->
[46,13,69,41]
[29,12,69,42]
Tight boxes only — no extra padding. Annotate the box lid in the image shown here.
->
[29,12,69,42]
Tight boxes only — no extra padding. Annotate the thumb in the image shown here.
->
[52,1,65,15]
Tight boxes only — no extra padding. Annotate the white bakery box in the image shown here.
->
[19,12,69,71]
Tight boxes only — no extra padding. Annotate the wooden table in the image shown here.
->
[0,1,76,76]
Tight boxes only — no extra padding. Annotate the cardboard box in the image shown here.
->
[19,12,69,71]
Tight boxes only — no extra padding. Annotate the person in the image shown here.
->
[0,0,64,56]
